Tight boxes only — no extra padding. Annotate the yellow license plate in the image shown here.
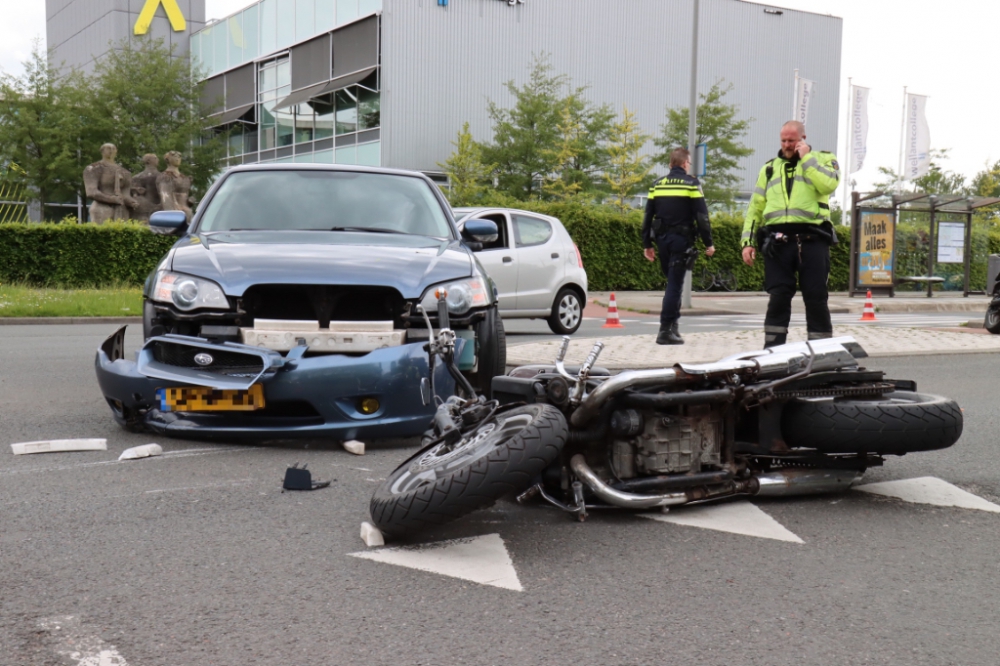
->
[157,385,265,412]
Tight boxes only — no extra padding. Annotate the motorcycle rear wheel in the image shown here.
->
[370,404,567,538]
[984,303,1000,334]
[782,390,963,455]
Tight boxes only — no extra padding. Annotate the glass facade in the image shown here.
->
[192,0,382,78]
[215,65,379,169]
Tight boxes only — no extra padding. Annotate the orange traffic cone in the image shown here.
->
[602,292,625,329]
[859,290,877,321]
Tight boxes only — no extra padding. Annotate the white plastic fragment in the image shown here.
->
[118,443,164,461]
[343,440,365,456]
[10,439,107,455]
[360,521,385,547]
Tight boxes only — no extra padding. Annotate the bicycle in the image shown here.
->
[695,257,738,292]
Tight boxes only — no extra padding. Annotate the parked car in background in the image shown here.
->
[452,207,588,334]
[94,165,505,440]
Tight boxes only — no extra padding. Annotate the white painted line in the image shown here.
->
[854,476,1000,513]
[11,438,107,455]
[639,500,805,543]
[349,533,523,591]
[39,616,129,665]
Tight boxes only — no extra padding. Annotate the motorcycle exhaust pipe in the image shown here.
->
[570,454,691,509]
[752,468,863,497]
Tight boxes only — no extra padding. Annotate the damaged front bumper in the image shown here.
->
[94,326,462,440]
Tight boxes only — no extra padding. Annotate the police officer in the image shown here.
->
[642,147,715,345]
[741,120,840,348]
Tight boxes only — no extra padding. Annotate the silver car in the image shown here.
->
[453,207,588,335]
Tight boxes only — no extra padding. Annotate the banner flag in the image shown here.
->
[903,93,931,181]
[850,85,869,174]
[795,77,815,127]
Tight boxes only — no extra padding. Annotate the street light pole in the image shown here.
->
[683,0,699,310]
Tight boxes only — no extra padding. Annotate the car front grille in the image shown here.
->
[151,341,265,376]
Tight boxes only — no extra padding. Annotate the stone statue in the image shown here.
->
[157,151,196,223]
[130,153,163,223]
[83,143,137,224]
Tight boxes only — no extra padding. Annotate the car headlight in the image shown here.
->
[151,271,230,311]
[420,278,490,316]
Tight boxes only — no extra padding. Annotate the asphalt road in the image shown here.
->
[1,323,999,665]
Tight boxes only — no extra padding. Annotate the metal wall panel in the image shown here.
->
[46,0,207,74]
[381,0,842,195]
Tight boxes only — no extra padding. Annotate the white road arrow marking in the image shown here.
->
[39,616,129,665]
[854,476,1000,513]
[348,533,523,591]
[639,500,805,543]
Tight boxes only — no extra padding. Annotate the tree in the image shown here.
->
[542,101,583,201]
[604,106,652,212]
[480,55,614,200]
[653,81,753,206]
[0,41,89,211]
[871,149,967,195]
[82,37,225,198]
[438,122,495,207]
[969,159,1000,198]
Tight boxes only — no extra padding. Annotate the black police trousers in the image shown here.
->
[657,232,691,329]
[763,235,832,348]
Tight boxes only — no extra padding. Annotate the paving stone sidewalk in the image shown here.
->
[590,290,991,316]
[507,325,1000,370]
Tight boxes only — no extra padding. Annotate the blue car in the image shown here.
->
[94,165,504,441]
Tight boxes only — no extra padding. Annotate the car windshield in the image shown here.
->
[197,170,454,238]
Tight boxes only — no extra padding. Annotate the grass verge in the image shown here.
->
[0,284,143,317]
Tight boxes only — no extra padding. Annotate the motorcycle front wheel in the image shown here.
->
[370,404,568,538]
[782,391,963,455]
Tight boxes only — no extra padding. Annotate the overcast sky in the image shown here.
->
[2,0,996,196]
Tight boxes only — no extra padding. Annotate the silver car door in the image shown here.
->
[511,213,563,311]
[463,211,518,311]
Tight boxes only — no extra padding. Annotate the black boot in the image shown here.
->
[670,321,684,343]
[656,322,684,345]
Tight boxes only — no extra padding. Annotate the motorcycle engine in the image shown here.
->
[610,405,722,479]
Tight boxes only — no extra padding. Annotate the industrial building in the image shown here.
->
[47,0,843,196]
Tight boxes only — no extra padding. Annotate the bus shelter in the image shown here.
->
[848,191,1000,297]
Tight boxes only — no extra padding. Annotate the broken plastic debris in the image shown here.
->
[118,444,163,461]
[282,463,331,491]
[360,521,384,547]
[10,439,107,456]
[343,440,365,456]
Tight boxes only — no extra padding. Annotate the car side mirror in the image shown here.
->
[149,210,188,236]
[460,219,498,245]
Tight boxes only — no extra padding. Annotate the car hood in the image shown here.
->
[167,231,473,299]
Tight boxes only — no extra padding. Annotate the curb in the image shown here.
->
[594,300,850,317]
[0,317,142,326]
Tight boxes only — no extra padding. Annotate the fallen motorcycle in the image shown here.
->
[370,308,963,538]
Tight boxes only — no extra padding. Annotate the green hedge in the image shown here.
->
[0,222,175,287]
[1,213,991,291]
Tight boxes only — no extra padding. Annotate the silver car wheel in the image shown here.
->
[559,294,581,329]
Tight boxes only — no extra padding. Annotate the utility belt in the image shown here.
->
[757,223,838,259]
[652,217,695,241]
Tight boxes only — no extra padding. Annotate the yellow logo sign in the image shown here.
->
[134,0,187,35]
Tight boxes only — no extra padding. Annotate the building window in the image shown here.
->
[313,95,334,140]
[335,88,358,135]
[258,55,291,150]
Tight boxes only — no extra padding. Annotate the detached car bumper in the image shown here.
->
[94,326,461,440]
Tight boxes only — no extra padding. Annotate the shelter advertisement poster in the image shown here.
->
[857,210,894,287]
